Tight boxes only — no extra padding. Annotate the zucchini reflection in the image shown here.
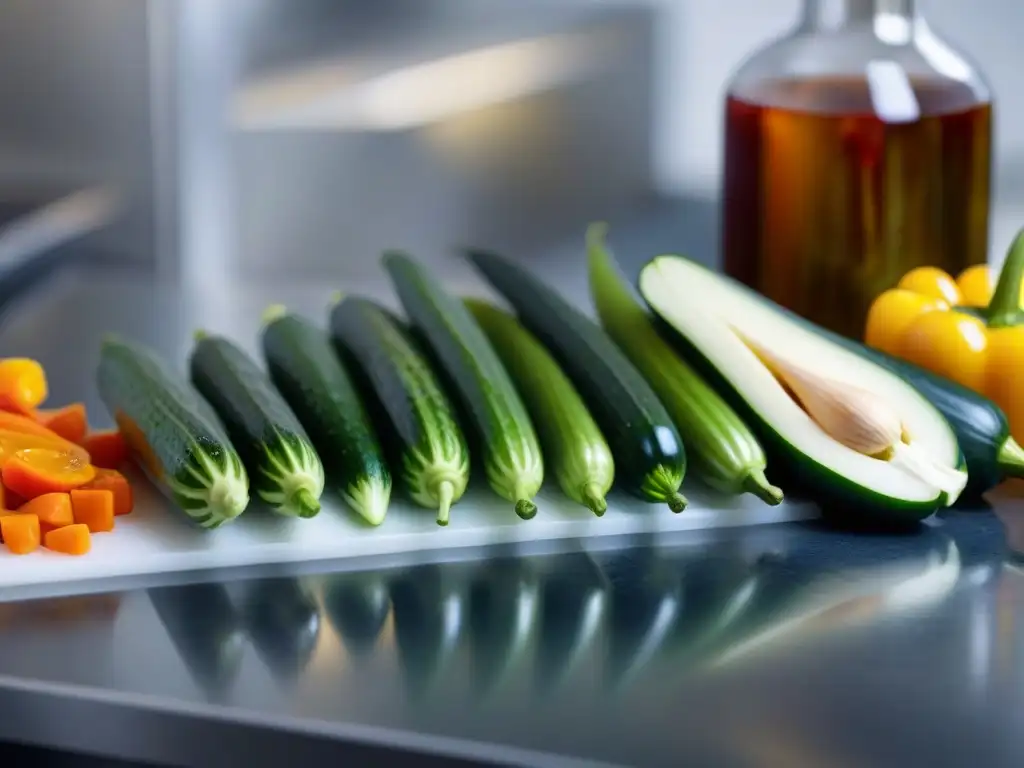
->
[389,563,466,698]
[149,583,245,701]
[242,578,321,682]
[468,557,541,698]
[321,571,390,657]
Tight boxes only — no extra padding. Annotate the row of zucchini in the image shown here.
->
[95,223,1024,530]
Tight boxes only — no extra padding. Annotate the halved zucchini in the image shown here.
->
[639,255,967,523]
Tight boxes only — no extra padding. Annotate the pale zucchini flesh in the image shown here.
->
[639,257,966,509]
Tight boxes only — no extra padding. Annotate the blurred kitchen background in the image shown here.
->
[0,0,1021,286]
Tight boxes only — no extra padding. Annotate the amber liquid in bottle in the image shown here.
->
[722,77,991,339]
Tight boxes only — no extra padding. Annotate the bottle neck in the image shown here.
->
[801,0,917,32]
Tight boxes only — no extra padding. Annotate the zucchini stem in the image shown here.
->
[513,481,538,520]
[435,480,454,527]
[742,470,784,506]
[261,304,288,324]
[290,487,321,519]
[997,437,1024,478]
[581,482,607,517]
[666,492,688,513]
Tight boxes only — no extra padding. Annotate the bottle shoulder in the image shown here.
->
[727,23,991,115]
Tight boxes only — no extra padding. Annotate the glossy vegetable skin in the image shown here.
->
[586,223,782,505]
[466,248,688,511]
[330,296,470,525]
[383,252,543,520]
[866,229,1024,444]
[96,335,250,529]
[261,307,392,526]
[828,330,1024,500]
[190,333,324,519]
[465,298,614,516]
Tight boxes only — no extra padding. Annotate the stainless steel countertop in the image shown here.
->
[1,201,1024,767]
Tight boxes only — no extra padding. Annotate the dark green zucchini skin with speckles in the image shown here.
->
[330,296,469,525]
[466,248,687,511]
[383,251,544,520]
[190,334,325,518]
[96,335,250,529]
[261,312,391,525]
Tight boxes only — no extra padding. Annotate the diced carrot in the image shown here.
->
[70,489,115,533]
[2,449,95,499]
[0,411,68,441]
[36,403,87,444]
[79,430,127,469]
[0,483,24,510]
[19,492,74,529]
[0,359,47,415]
[83,468,133,516]
[44,523,91,555]
[1,513,40,554]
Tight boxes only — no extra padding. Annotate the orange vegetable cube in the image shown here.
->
[70,489,115,533]
[79,430,127,470]
[1,513,40,554]
[2,449,95,499]
[44,523,91,555]
[37,403,87,444]
[19,492,74,529]
[0,483,24,510]
[83,469,133,516]
[0,411,67,442]
[0,358,47,415]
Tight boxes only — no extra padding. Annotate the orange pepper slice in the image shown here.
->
[2,449,96,499]
[0,359,47,415]
[0,429,90,465]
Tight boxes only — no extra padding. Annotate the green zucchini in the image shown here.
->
[466,248,688,512]
[260,307,391,525]
[586,223,782,505]
[464,298,614,516]
[383,252,544,520]
[189,332,325,519]
[96,335,249,528]
[639,254,967,524]
[330,295,470,525]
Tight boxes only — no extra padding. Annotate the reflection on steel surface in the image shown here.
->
[233,32,616,132]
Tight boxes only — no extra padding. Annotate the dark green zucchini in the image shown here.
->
[96,335,249,529]
[383,252,543,520]
[260,307,391,525]
[466,248,688,512]
[190,332,324,518]
[330,295,470,525]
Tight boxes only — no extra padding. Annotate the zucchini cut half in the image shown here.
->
[639,255,967,522]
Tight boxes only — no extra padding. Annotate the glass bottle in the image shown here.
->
[721,0,992,339]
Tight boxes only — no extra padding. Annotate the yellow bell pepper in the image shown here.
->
[865,229,1024,442]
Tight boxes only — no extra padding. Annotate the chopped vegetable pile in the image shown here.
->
[0,361,133,557]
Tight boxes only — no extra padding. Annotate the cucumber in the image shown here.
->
[640,254,967,524]
[260,307,391,525]
[96,335,249,528]
[464,298,614,516]
[330,295,470,525]
[383,252,543,520]
[189,332,325,518]
[586,223,782,505]
[466,249,688,512]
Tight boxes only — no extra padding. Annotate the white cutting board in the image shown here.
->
[0,473,818,592]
